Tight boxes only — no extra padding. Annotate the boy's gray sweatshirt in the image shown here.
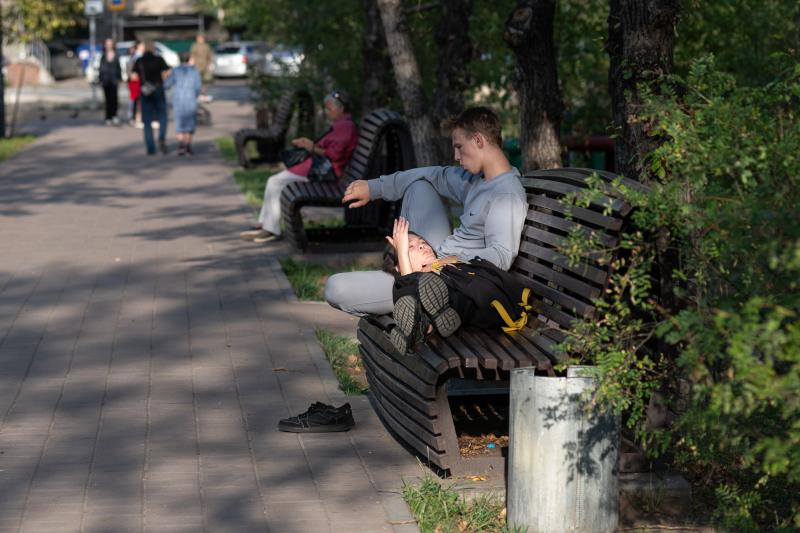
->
[368,166,527,270]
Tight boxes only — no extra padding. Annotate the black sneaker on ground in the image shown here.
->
[278,402,354,433]
[159,140,168,155]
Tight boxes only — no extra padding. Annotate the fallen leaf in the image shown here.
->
[468,475,487,481]
[457,519,469,531]
[499,507,507,520]
[272,367,288,372]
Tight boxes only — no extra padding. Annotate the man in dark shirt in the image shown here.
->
[131,40,171,154]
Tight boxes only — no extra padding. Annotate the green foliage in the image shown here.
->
[0,135,35,162]
[314,328,367,395]
[3,0,84,41]
[215,136,237,162]
[562,57,800,530]
[402,472,518,533]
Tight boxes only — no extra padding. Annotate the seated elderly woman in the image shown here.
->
[240,90,358,243]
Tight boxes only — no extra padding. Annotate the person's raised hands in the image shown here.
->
[342,180,370,208]
[386,217,410,255]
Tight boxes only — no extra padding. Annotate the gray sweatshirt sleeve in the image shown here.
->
[367,166,473,203]
[459,193,527,270]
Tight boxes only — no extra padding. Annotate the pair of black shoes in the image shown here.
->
[390,272,461,355]
[278,402,355,433]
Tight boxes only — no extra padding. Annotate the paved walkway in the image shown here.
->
[0,97,421,532]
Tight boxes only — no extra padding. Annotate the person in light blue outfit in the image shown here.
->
[164,52,201,155]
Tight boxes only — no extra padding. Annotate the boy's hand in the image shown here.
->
[342,180,370,208]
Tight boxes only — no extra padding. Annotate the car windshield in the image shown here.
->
[216,46,243,54]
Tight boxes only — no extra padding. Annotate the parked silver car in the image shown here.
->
[256,47,304,77]
[214,42,267,78]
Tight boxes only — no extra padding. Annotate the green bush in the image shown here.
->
[562,57,800,530]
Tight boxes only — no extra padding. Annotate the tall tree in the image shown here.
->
[361,0,396,115]
[504,0,564,171]
[376,0,442,166]
[433,0,473,126]
[606,0,679,181]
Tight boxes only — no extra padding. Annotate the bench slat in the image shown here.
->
[517,240,608,285]
[527,194,623,231]
[361,348,436,415]
[512,254,602,301]
[526,209,618,248]
[366,369,446,451]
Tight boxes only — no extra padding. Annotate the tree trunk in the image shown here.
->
[504,0,564,171]
[433,0,473,128]
[376,0,442,166]
[361,0,396,115]
[606,0,679,182]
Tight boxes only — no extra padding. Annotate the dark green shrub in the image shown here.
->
[562,57,800,530]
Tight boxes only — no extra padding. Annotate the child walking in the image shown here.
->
[164,52,201,155]
[384,217,534,355]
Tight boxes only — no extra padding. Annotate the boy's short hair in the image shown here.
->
[443,106,503,148]
[180,51,191,63]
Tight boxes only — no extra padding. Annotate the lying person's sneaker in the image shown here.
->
[418,272,461,337]
[240,227,269,239]
[278,402,354,433]
[390,295,430,355]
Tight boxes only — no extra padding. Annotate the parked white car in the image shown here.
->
[86,40,180,83]
[214,42,268,78]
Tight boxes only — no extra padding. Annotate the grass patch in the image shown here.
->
[215,136,238,162]
[0,135,35,163]
[279,257,379,301]
[304,217,346,230]
[403,473,519,533]
[315,328,368,395]
[233,167,274,209]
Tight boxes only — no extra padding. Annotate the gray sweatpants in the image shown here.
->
[324,180,451,315]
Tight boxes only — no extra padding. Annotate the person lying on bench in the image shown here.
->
[382,217,533,355]
[325,106,527,316]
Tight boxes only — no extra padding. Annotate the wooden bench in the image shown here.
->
[234,89,314,168]
[280,108,416,252]
[357,167,641,477]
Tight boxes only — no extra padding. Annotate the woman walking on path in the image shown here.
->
[165,53,201,155]
[99,38,122,125]
[131,40,171,155]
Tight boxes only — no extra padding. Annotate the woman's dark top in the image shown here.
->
[132,52,169,87]
[99,52,121,85]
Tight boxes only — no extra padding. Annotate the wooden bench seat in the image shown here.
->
[280,108,416,252]
[234,90,314,168]
[357,167,640,476]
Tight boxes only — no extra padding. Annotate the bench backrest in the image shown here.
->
[343,109,416,228]
[513,168,640,330]
[266,89,315,139]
